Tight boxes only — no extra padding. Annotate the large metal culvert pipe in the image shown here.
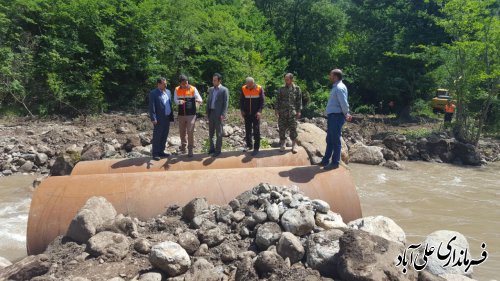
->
[27,165,361,255]
[71,148,310,175]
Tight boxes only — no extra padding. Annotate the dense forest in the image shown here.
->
[0,0,498,141]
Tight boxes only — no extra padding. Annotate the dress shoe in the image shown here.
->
[318,160,329,166]
[323,163,339,170]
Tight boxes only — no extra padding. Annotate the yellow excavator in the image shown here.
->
[431,88,453,113]
[27,148,363,254]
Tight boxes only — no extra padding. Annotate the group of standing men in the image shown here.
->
[148,69,351,170]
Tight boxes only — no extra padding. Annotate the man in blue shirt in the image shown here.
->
[322,69,352,170]
[149,77,174,161]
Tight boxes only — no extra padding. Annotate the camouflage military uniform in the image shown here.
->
[277,83,302,141]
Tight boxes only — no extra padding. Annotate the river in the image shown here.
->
[350,162,499,280]
[0,162,498,279]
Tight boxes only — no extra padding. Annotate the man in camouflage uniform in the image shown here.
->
[275,73,302,153]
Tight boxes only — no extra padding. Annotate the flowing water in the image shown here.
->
[0,163,498,279]
[0,175,35,262]
[350,162,499,280]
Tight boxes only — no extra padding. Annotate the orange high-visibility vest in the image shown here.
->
[176,86,196,116]
[242,84,262,113]
[445,104,455,113]
[176,86,195,98]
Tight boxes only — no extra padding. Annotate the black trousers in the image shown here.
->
[152,116,170,156]
[444,112,453,122]
[244,114,260,150]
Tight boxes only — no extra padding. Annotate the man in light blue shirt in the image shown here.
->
[322,69,352,170]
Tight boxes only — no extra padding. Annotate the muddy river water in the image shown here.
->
[0,162,498,279]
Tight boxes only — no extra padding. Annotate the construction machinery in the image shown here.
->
[27,148,362,255]
[431,88,453,113]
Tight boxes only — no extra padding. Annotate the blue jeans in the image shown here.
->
[322,113,345,166]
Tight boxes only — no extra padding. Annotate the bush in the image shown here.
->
[260,137,271,149]
[353,104,375,114]
[411,99,436,118]
[399,127,434,140]
[306,89,330,114]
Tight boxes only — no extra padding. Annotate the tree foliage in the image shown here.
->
[0,0,498,139]
[0,0,285,115]
[427,0,499,143]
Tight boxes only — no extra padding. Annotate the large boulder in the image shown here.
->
[19,161,34,172]
[277,232,305,264]
[297,122,349,164]
[80,143,104,161]
[383,134,407,159]
[149,241,191,277]
[315,211,346,230]
[306,229,344,277]
[422,230,473,276]
[183,258,222,281]
[255,222,282,250]
[178,232,200,254]
[87,231,129,260]
[349,143,385,165]
[281,208,315,236]
[122,136,141,152]
[254,251,286,277]
[235,257,259,281]
[222,125,234,137]
[182,198,209,221]
[136,272,163,281]
[0,254,50,281]
[347,215,406,245]
[426,136,454,162]
[167,136,181,147]
[266,203,280,222]
[311,199,330,214]
[452,142,482,166]
[50,155,75,176]
[35,153,48,166]
[198,227,226,247]
[66,196,117,243]
[337,229,418,281]
[383,160,404,170]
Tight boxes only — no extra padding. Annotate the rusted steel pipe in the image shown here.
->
[27,165,361,255]
[71,148,310,175]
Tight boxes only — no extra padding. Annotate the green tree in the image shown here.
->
[340,0,448,118]
[427,0,499,144]
[255,0,347,88]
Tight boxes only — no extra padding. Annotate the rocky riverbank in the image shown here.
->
[0,113,498,178]
[0,184,480,281]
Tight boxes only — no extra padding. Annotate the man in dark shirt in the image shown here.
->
[148,77,174,161]
[240,77,265,156]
